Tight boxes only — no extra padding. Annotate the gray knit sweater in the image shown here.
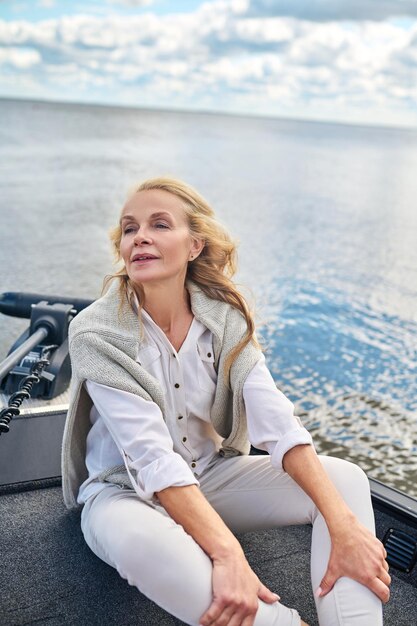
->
[61,279,262,510]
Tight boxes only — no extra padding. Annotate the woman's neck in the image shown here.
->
[141,281,192,335]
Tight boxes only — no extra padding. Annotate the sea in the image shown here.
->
[0,98,416,496]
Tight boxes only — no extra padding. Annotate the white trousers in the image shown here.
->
[80,454,383,626]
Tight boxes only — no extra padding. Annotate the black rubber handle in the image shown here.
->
[0,292,94,319]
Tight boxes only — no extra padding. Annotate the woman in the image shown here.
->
[61,177,390,626]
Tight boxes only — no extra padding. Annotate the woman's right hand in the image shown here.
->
[156,484,297,625]
[199,549,280,626]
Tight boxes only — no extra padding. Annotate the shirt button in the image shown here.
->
[182,436,187,442]
[191,462,196,468]
[172,353,176,358]
[178,415,183,420]
[174,383,180,388]
[207,352,212,358]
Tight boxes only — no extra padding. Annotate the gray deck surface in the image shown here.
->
[1,485,416,626]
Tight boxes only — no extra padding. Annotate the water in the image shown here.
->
[1,98,416,495]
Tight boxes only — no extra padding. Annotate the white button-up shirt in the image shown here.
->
[78,308,313,504]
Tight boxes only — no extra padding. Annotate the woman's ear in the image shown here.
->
[189,238,205,260]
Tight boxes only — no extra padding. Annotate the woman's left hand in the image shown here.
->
[317,514,391,603]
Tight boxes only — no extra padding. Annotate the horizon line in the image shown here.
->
[1,94,415,134]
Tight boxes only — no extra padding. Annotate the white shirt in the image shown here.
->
[78,309,313,504]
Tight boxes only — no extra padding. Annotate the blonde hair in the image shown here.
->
[104,176,260,381]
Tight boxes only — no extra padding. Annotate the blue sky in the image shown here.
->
[1,0,416,128]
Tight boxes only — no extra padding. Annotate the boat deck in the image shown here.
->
[1,483,416,626]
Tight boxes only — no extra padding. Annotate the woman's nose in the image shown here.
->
[133,228,152,245]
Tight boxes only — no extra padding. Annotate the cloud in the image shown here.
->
[0,1,416,127]
[38,0,56,8]
[107,0,154,6]
[246,0,417,22]
[0,45,40,68]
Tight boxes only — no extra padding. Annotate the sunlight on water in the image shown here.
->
[256,279,417,495]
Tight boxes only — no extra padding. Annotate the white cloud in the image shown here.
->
[38,0,56,8]
[107,0,154,6]
[234,16,293,43]
[0,1,416,127]
[0,45,40,68]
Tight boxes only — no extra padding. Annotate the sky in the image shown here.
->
[0,0,416,128]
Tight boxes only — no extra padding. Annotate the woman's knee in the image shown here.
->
[315,456,375,531]
[318,455,371,505]
[82,490,166,566]
[111,513,213,604]
[87,493,211,587]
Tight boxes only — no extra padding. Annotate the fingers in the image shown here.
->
[199,597,258,626]
[379,565,391,588]
[199,602,232,626]
[257,583,280,604]
[353,561,391,603]
[369,576,391,604]
[316,569,337,597]
[317,563,392,603]
[199,601,233,626]
[199,583,280,625]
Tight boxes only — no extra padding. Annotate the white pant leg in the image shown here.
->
[199,454,383,626]
[80,484,300,626]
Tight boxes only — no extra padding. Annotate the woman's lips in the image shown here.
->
[131,253,158,262]
[132,257,158,265]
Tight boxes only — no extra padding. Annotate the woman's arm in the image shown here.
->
[157,484,280,626]
[282,444,391,602]
[243,355,314,468]
[85,381,199,499]
[244,358,390,603]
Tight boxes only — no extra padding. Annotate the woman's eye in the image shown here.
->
[155,222,169,229]
[123,226,136,234]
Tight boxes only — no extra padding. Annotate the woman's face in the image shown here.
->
[119,189,202,288]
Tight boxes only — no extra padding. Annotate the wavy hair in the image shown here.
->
[104,176,260,381]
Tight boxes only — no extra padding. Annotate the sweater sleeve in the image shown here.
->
[243,355,314,470]
[85,380,199,501]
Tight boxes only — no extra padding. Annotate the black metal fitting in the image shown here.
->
[29,301,73,345]
[0,301,74,399]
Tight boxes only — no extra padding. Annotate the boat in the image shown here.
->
[1,291,416,626]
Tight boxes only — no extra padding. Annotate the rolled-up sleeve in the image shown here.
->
[85,380,199,501]
[243,355,314,470]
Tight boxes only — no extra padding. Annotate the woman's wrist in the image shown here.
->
[209,536,245,562]
[283,445,360,536]
[324,505,357,536]
[157,484,245,563]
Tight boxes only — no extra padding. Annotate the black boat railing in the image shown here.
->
[0,342,57,434]
[0,291,93,319]
[0,291,94,434]
[0,326,49,382]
